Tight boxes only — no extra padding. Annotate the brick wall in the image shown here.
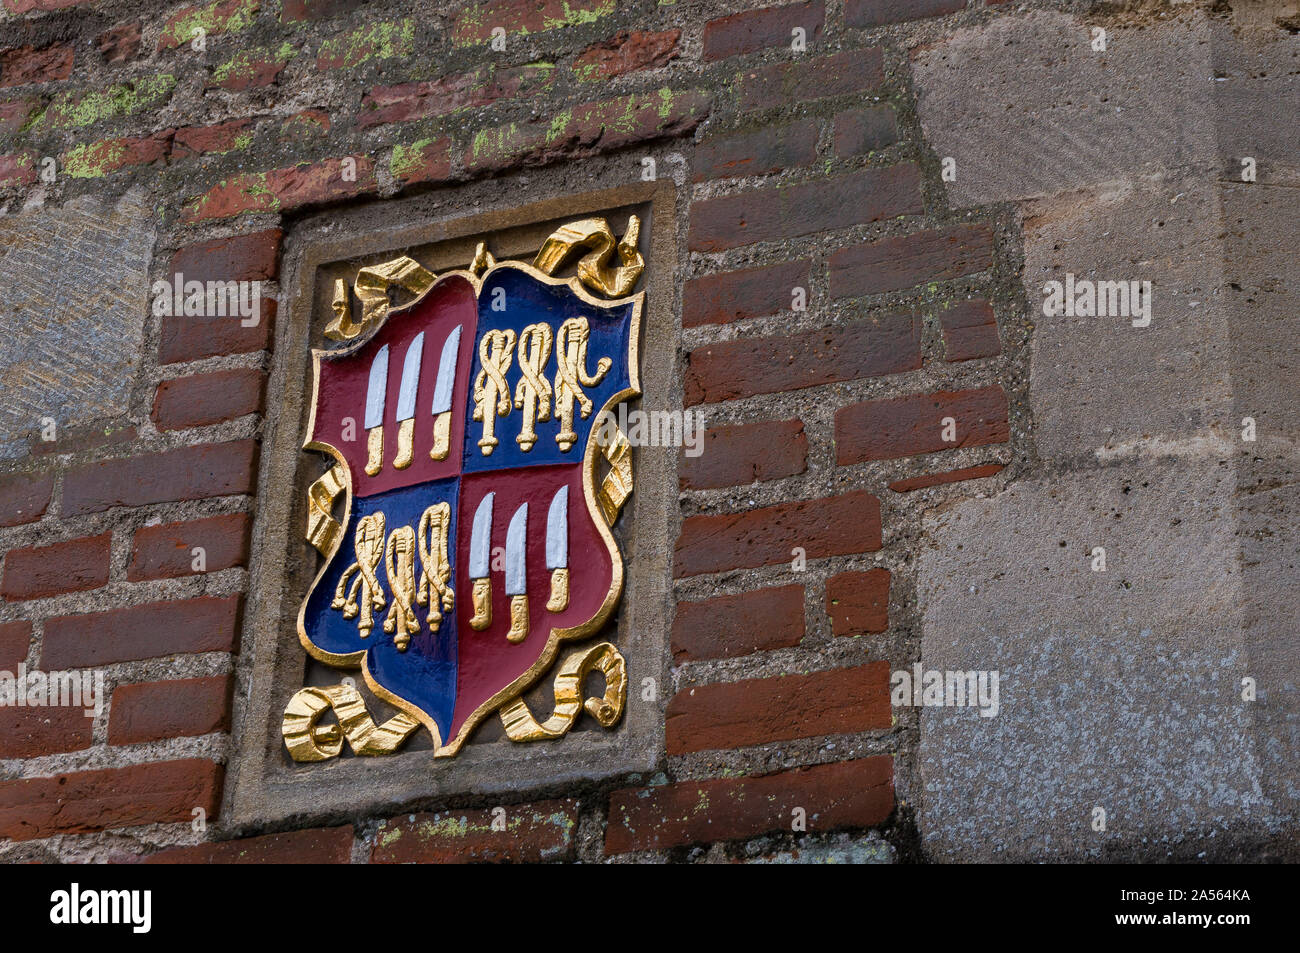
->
[0,0,1025,863]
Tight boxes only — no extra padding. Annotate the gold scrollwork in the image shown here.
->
[383,525,420,650]
[514,322,553,452]
[283,683,421,761]
[533,216,643,298]
[472,328,516,455]
[554,317,611,452]
[596,424,634,525]
[306,463,347,555]
[498,641,627,742]
[332,513,386,637]
[325,256,436,342]
[415,503,454,632]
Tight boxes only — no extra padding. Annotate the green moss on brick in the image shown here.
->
[318,20,415,68]
[389,138,433,180]
[40,75,176,131]
[212,42,297,86]
[161,0,260,49]
[62,141,128,179]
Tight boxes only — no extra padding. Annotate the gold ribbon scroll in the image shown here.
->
[326,255,437,341]
[533,216,643,298]
[498,642,627,742]
[282,683,420,761]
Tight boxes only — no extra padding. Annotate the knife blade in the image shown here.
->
[392,332,424,469]
[468,491,494,631]
[363,344,389,476]
[505,501,529,643]
[429,325,462,461]
[545,485,569,613]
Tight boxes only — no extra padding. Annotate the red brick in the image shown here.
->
[693,119,818,182]
[159,298,275,364]
[846,0,966,28]
[825,568,890,636]
[210,48,293,91]
[574,29,679,82]
[833,105,898,156]
[452,0,614,44]
[0,706,93,758]
[0,43,73,88]
[159,0,260,50]
[702,1,825,62]
[170,229,282,284]
[672,585,805,662]
[675,490,881,578]
[128,513,251,581]
[940,299,1000,361]
[680,418,807,490]
[0,97,40,134]
[171,119,253,158]
[683,259,810,328]
[0,621,30,669]
[606,758,893,853]
[684,312,920,405]
[42,595,243,669]
[62,133,171,176]
[738,48,883,112]
[1,533,110,601]
[667,663,890,753]
[5,0,97,11]
[108,676,233,745]
[0,472,52,527]
[888,462,1004,493]
[97,22,142,64]
[688,163,921,252]
[183,156,376,222]
[836,385,1010,464]
[0,151,36,187]
[62,440,259,516]
[360,66,543,128]
[829,224,994,298]
[373,799,579,863]
[140,827,352,863]
[391,137,452,187]
[0,759,222,842]
[280,0,361,20]
[28,421,136,457]
[280,109,331,140]
[151,368,265,431]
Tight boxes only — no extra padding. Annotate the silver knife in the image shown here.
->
[393,332,424,470]
[505,501,529,643]
[429,325,462,461]
[545,486,569,613]
[363,344,389,476]
[468,492,494,631]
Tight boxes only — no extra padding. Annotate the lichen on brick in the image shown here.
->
[318,20,415,69]
[39,75,176,131]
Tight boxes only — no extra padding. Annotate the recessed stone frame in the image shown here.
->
[226,177,679,831]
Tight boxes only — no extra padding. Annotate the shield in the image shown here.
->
[298,252,640,758]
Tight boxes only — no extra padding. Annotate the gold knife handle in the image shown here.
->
[546,567,569,613]
[394,417,415,469]
[430,411,451,461]
[470,577,492,631]
[365,425,383,476]
[507,594,529,643]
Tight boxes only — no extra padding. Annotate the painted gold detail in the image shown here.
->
[470,576,492,631]
[514,322,553,452]
[533,216,643,298]
[306,463,347,555]
[554,317,611,452]
[383,525,420,650]
[393,417,415,469]
[325,256,436,342]
[429,410,452,460]
[365,425,383,476]
[332,513,386,637]
[416,503,454,632]
[472,328,515,456]
[498,642,627,742]
[596,424,634,524]
[283,683,420,761]
[507,594,529,644]
[470,241,495,275]
[546,566,569,613]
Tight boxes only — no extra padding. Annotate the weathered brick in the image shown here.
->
[702,1,825,62]
[38,76,175,132]
[680,418,807,490]
[667,663,890,753]
[738,48,883,112]
[5,0,97,11]
[825,568,890,636]
[390,137,452,187]
[684,312,920,405]
[159,0,260,51]
[0,43,73,87]
[281,109,330,139]
[97,22,142,64]
[317,20,414,70]
[1,533,111,601]
[846,0,966,28]
[688,163,922,252]
[0,151,36,187]
[0,472,52,527]
[140,827,353,863]
[836,385,1010,463]
[606,758,893,853]
[452,0,615,46]
[159,298,276,363]
[940,299,1001,361]
[829,224,994,299]
[672,585,805,662]
[373,799,579,863]
[42,595,243,668]
[62,441,259,516]
[0,97,40,134]
[833,104,898,156]
[128,513,251,581]
[171,229,282,284]
[683,259,810,328]
[574,29,679,82]
[210,43,298,90]
[0,759,223,841]
[464,90,709,174]
[171,118,254,158]
[0,621,30,669]
[693,119,818,182]
[280,0,361,20]
[675,490,881,577]
[28,422,136,458]
[183,156,376,221]
[108,676,233,745]
[360,64,552,128]
[888,462,1004,493]
[151,368,265,431]
[61,133,171,178]
[0,706,93,758]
